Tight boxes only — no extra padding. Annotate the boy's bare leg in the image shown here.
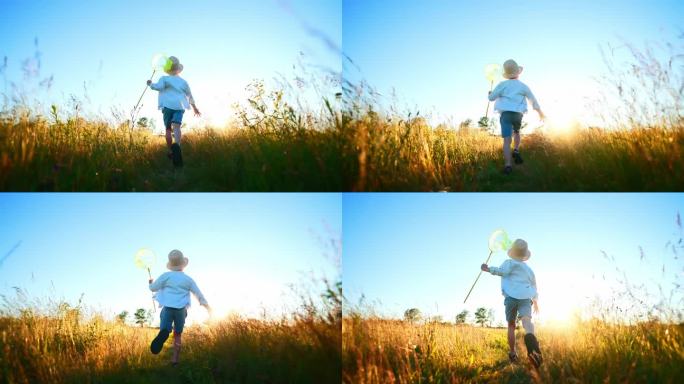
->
[171,123,182,145]
[513,131,521,151]
[503,137,513,166]
[508,321,516,354]
[165,129,173,149]
[172,333,182,364]
[521,316,535,334]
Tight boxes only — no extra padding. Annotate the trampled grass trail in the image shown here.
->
[342,318,684,384]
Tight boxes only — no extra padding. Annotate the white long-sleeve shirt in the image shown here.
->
[149,75,196,111]
[488,259,538,300]
[487,79,540,114]
[149,271,208,309]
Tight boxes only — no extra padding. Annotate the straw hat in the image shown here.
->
[167,249,188,271]
[165,56,184,75]
[503,59,523,79]
[508,239,531,261]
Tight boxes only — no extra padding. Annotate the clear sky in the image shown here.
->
[0,193,341,326]
[343,193,683,326]
[342,0,683,129]
[0,0,341,129]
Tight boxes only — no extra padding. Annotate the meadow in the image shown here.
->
[0,281,342,384]
[2,105,682,192]
[340,116,683,191]
[342,317,684,384]
[1,37,682,191]
[0,92,345,192]
[340,38,683,192]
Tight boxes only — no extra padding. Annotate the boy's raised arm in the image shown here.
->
[148,77,165,91]
[488,83,503,101]
[149,273,167,291]
[488,259,512,276]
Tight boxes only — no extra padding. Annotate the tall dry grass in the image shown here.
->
[342,317,684,383]
[338,114,683,191]
[0,82,344,191]
[1,312,339,383]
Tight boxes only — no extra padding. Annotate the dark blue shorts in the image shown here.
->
[504,296,532,323]
[500,111,523,138]
[160,306,187,334]
[162,107,184,130]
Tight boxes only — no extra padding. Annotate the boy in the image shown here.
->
[481,239,543,367]
[487,59,545,175]
[146,56,201,167]
[149,249,211,365]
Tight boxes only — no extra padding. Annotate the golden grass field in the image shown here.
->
[0,106,344,192]
[342,317,684,384]
[0,279,342,384]
[342,114,683,191]
[2,108,682,192]
[1,314,339,384]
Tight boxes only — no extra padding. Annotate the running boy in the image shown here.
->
[149,249,211,365]
[481,239,543,367]
[487,59,545,174]
[146,56,201,167]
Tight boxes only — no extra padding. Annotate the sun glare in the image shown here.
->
[535,274,592,328]
[532,78,603,134]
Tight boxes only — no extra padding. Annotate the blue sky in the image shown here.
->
[343,0,683,129]
[343,193,683,325]
[0,193,341,325]
[0,0,341,128]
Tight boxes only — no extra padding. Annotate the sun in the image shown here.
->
[535,273,590,327]
[531,77,604,134]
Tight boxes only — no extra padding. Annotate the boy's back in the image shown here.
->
[489,79,540,114]
[489,259,538,300]
[149,75,194,111]
[149,271,207,309]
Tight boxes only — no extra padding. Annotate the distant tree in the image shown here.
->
[404,308,422,324]
[134,308,148,327]
[455,310,469,325]
[117,310,129,324]
[136,117,149,129]
[459,119,473,131]
[475,307,489,327]
[430,315,443,323]
[487,309,495,327]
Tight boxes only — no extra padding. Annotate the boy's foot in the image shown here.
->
[171,143,183,168]
[150,329,170,354]
[504,166,513,175]
[524,333,543,368]
[528,351,543,369]
[508,351,518,363]
[513,149,524,164]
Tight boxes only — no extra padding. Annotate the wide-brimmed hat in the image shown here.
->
[508,239,531,261]
[167,249,188,271]
[503,59,523,79]
[165,56,184,75]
